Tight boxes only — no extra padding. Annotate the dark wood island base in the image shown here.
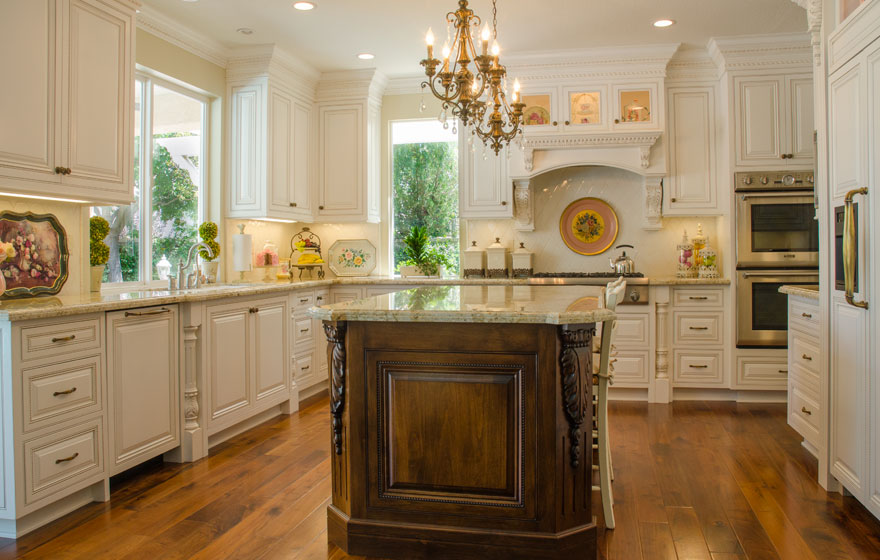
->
[322,320,599,560]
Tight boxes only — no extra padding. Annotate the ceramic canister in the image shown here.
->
[462,240,486,278]
[486,238,509,279]
[511,242,534,278]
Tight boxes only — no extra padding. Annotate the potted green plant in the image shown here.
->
[198,221,221,283]
[400,226,450,278]
[89,216,110,292]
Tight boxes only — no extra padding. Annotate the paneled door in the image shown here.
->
[735,77,784,165]
[206,302,252,428]
[253,299,288,402]
[318,104,363,216]
[106,306,180,476]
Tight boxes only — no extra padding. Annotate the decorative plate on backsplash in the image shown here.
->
[0,211,69,298]
[328,239,377,277]
[559,197,619,256]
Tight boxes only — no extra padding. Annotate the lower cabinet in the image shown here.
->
[670,287,726,388]
[786,294,823,456]
[204,295,289,435]
[106,305,179,476]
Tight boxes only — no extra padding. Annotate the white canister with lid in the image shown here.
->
[486,238,509,279]
[462,240,487,278]
[511,242,534,278]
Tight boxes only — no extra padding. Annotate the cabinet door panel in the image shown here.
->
[787,76,814,161]
[736,78,783,165]
[459,142,512,219]
[229,84,264,213]
[254,300,288,401]
[0,0,59,182]
[829,64,865,199]
[107,307,179,474]
[667,88,715,211]
[268,88,293,214]
[63,0,130,191]
[867,43,880,515]
[291,102,312,214]
[207,305,251,423]
[319,105,362,215]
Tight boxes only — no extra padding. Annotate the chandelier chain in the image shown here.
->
[492,0,498,40]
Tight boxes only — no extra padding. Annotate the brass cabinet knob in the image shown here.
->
[290,202,297,207]
[671,197,677,202]
[614,118,620,124]
[564,120,570,125]
[54,166,65,174]
[552,121,558,126]
[501,200,507,206]
[319,205,324,210]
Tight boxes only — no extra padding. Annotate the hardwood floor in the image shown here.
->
[1,398,879,559]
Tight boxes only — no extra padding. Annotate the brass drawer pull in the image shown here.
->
[53,387,77,397]
[300,328,309,333]
[51,335,76,343]
[801,406,812,415]
[778,369,788,374]
[300,298,309,303]
[301,365,310,370]
[801,312,812,318]
[248,307,259,314]
[690,364,709,369]
[316,296,324,301]
[689,326,709,330]
[689,296,708,300]
[124,308,171,317]
[801,354,812,361]
[55,452,79,464]
[289,202,297,207]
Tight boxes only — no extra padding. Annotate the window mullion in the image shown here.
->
[142,78,154,284]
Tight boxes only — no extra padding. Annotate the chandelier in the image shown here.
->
[420,0,525,155]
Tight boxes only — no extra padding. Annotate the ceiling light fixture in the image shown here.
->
[293,1,315,10]
[357,53,375,60]
[420,0,524,155]
[236,27,254,35]
[653,19,675,28]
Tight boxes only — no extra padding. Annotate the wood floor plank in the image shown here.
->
[637,522,677,560]
[666,506,713,560]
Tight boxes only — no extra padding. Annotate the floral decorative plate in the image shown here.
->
[559,198,619,256]
[328,239,377,277]
[0,211,69,298]
[523,106,551,126]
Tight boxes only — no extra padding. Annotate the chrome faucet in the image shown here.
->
[177,242,214,289]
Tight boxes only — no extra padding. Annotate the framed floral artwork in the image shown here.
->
[0,211,69,298]
[328,239,377,277]
[521,93,553,126]
[619,89,651,123]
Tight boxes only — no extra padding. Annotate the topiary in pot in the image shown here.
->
[198,221,221,283]
[89,216,110,292]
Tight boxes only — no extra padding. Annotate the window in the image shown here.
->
[391,120,459,274]
[91,73,207,286]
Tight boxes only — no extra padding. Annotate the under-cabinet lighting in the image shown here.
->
[257,218,297,224]
[653,19,675,28]
[0,191,89,204]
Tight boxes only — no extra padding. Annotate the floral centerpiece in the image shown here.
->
[198,221,220,283]
[89,216,110,292]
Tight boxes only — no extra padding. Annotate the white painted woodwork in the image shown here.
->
[666,87,717,213]
[206,302,252,426]
[19,318,101,362]
[268,87,294,214]
[293,352,317,392]
[610,351,650,385]
[23,356,102,433]
[291,101,312,214]
[23,418,104,506]
[561,85,609,131]
[459,142,512,219]
[318,104,363,216]
[611,83,660,131]
[291,290,315,312]
[106,307,179,475]
[672,288,725,307]
[519,87,560,133]
[735,355,788,390]
[788,384,820,448]
[789,298,821,335]
[868,35,880,517]
[254,301,287,402]
[790,332,820,377]
[330,287,364,304]
[829,63,864,199]
[228,83,264,214]
[786,76,815,161]
[612,315,649,346]
[292,316,314,349]
[673,350,724,386]
[0,0,133,203]
[673,311,723,345]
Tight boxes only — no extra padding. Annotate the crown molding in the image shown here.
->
[385,74,426,96]
[666,47,719,81]
[317,69,389,105]
[503,44,681,82]
[707,32,812,73]
[136,5,230,68]
[226,44,321,100]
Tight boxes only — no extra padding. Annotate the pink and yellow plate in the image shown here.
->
[559,197,619,256]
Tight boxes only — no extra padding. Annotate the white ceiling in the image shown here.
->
[143,0,808,76]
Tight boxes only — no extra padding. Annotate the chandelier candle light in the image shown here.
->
[420,0,526,154]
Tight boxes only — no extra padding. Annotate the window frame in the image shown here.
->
[99,70,209,292]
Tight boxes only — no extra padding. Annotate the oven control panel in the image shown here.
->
[734,171,814,191]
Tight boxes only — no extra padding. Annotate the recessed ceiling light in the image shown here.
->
[182,0,199,2]
[293,1,315,10]
[653,19,675,28]
[236,27,254,35]
[357,53,375,60]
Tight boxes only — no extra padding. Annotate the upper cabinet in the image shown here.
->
[459,141,512,219]
[0,0,135,204]
[733,73,814,168]
[665,86,719,214]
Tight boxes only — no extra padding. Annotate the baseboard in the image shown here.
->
[607,387,649,401]
[298,380,327,403]
[207,405,286,449]
[0,481,106,539]
[608,387,787,403]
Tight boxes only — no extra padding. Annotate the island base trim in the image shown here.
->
[327,505,597,560]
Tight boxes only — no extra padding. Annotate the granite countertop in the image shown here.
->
[308,285,616,325]
[779,284,819,300]
[0,275,729,322]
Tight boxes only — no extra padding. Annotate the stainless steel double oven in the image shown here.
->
[735,171,819,347]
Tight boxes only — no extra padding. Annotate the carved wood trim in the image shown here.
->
[559,327,594,468]
[324,321,347,455]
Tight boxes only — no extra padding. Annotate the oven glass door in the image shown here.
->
[736,269,819,348]
[736,193,819,267]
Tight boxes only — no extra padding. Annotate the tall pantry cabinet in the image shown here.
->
[825,0,880,519]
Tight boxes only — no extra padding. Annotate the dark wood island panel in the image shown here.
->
[323,320,597,559]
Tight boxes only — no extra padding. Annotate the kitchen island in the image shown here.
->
[309,285,615,559]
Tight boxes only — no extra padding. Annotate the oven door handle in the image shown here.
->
[738,192,814,201]
[741,271,819,278]
[844,187,869,309]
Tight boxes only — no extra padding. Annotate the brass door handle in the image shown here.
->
[689,296,708,300]
[300,298,309,303]
[51,335,76,343]
[248,307,259,314]
[801,406,812,415]
[552,121,558,126]
[316,296,324,301]
[289,202,297,207]
[671,197,677,202]
[300,328,309,333]
[54,166,65,174]
[689,326,709,330]
[55,452,79,464]
[843,187,868,309]
[690,364,709,369]
[801,354,812,361]
[564,120,570,125]
[801,313,812,318]
[124,308,171,317]
[53,387,77,397]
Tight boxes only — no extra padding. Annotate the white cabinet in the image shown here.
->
[227,77,314,222]
[665,87,718,214]
[204,296,289,434]
[459,141,512,219]
[0,0,134,204]
[290,289,323,396]
[733,73,813,167]
[784,295,822,454]
[106,306,179,476]
[670,287,725,387]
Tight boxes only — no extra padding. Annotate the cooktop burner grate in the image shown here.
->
[531,272,645,278]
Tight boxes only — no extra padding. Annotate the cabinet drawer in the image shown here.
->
[293,352,315,380]
[674,350,724,386]
[788,385,819,447]
[613,314,649,347]
[789,299,820,335]
[610,350,650,386]
[292,316,314,348]
[291,290,315,312]
[790,361,819,397]
[673,312,723,345]
[331,287,364,304]
[23,355,103,433]
[314,289,330,307]
[735,356,788,389]
[23,418,104,505]
[20,318,102,362]
[673,288,724,307]
[790,332,820,376]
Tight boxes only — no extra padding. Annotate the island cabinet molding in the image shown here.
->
[325,321,597,559]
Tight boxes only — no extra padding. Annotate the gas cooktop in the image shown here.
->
[526,272,649,303]
[531,272,645,279]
